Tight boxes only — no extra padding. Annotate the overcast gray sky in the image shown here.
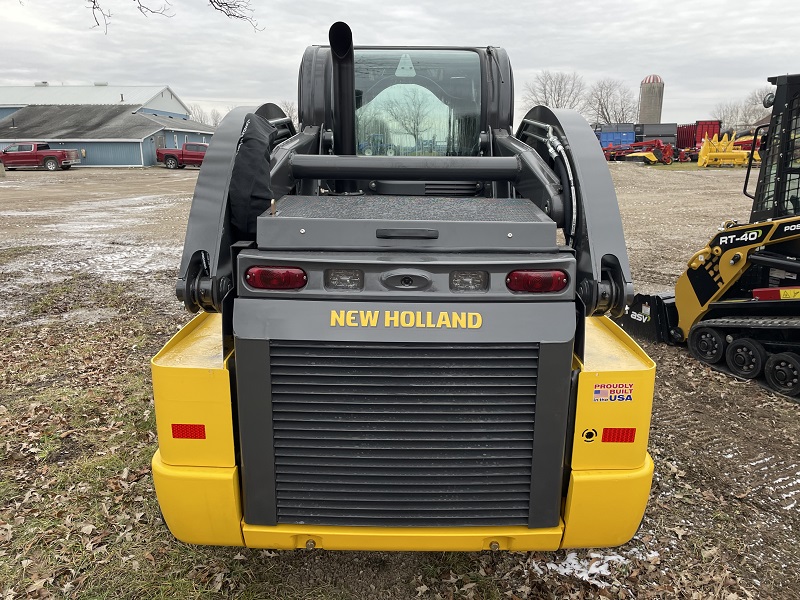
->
[4,0,797,125]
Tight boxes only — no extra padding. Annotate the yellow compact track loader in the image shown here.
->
[617,74,800,399]
[150,22,656,551]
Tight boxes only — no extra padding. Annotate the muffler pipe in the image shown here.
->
[329,21,358,192]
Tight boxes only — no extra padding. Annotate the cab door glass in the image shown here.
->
[354,49,482,157]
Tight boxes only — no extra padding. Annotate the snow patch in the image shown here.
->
[531,552,630,589]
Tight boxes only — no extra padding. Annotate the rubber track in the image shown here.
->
[696,316,800,329]
[690,317,800,402]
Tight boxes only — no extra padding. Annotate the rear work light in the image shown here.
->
[245,266,307,290]
[325,268,364,291]
[450,270,489,292]
[506,270,568,293]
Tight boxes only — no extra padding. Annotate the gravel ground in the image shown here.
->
[0,164,798,599]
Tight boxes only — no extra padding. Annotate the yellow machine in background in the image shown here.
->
[697,132,759,167]
[617,74,800,398]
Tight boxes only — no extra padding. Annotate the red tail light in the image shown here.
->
[246,266,307,289]
[506,270,568,293]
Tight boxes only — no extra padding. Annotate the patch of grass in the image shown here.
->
[0,244,48,266]
[29,277,131,319]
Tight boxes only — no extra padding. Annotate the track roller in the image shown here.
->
[724,338,767,379]
[688,326,726,364]
[764,352,800,397]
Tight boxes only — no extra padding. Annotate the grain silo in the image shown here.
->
[638,74,664,124]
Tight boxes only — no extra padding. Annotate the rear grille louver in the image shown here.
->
[270,341,538,527]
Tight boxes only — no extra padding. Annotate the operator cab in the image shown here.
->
[747,74,800,222]
[354,49,482,158]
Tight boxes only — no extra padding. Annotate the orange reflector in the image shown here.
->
[602,427,636,443]
[172,424,206,439]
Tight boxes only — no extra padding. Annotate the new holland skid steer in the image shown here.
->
[618,74,800,399]
[150,22,656,551]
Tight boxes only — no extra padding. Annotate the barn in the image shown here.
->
[0,84,214,167]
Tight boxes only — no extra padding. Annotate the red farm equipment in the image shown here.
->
[602,138,675,165]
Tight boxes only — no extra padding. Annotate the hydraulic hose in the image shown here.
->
[555,145,577,246]
[553,154,573,245]
[520,118,577,245]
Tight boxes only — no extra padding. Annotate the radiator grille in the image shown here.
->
[270,341,538,527]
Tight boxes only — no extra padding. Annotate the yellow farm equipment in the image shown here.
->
[697,132,760,167]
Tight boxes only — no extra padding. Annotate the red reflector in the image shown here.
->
[506,270,568,293]
[602,427,636,443]
[171,424,206,439]
[753,287,800,300]
[246,266,307,289]
[753,287,780,300]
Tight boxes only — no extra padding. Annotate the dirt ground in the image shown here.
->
[0,164,798,599]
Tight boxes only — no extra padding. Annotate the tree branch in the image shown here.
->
[84,0,260,33]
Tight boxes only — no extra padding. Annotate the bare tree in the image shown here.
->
[382,87,434,153]
[82,0,259,32]
[741,85,773,127]
[712,85,774,131]
[587,78,637,125]
[208,108,224,128]
[278,100,299,131]
[188,103,209,126]
[356,103,393,154]
[522,71,587,114]
[711,101,743,132]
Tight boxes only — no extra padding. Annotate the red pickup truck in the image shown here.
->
[156,143,208,169]
[0,142,81,171]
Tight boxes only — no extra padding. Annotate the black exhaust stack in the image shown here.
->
[329,21,358,193]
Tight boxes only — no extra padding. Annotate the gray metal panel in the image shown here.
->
[232,298,574,528]
[290,155,520,181]
[276,195,547,222]
[233,299,575,344]
[257,195,556,251]
[528,339,573,527]
[235,337,277,526]
[236,249,576,303]
[634,123,677,135]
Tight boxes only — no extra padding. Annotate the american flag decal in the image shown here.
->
[594,388,609,400]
